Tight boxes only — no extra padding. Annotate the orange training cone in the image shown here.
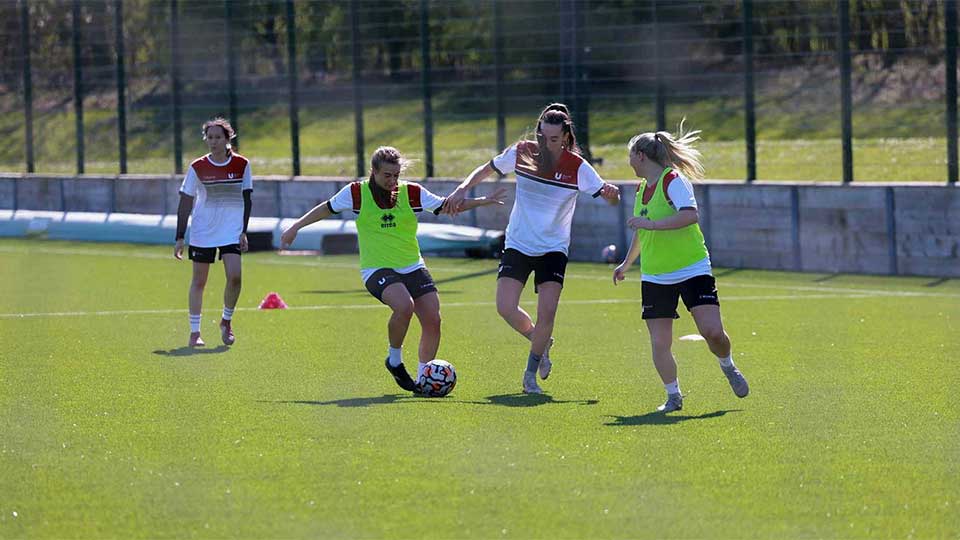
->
[259,292,288,309]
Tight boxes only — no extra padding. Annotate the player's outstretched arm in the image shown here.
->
[174,192,194,260]
[280,202,334,249]
[443,162,496,215]
[453,186,508,212]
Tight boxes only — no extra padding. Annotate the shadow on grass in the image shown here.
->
[605,409,741,426]
[481,393,599,407]
[713,268,743,279]
[152,345,230,357]
[264,392,599,408]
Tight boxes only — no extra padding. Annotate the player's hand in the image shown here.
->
[174,239,184,260]
[442,186,469,215]
[239,233,249,253]
[627,216,656,231]
[600,183,620,204]
[613,262,629,285]
[486,186,508,206]
[279,226,298,250]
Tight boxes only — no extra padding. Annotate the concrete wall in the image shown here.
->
[1,173,957,277]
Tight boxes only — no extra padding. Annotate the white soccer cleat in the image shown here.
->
[522,371,542,394]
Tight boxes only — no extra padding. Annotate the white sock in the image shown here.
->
[664,380,680,395]
[222,307,235,321]
[388,346,403,367]
[718,354,734,368]
[417,361,427,381]
[189,314,201,333]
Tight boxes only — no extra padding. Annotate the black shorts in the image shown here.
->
[497,248,568,291]
[188,244,241,263]
[365,267,437,303]
[641,274,720,319]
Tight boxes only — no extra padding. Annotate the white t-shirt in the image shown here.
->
[491,142,606,256]
[640,171,712,284]
[179,153,253,247]
[328,181,446,282]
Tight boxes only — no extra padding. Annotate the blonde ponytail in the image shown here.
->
[628,118,705,180]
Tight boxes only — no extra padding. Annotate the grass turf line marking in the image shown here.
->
[0,293,883,319]
[3,244,956,298]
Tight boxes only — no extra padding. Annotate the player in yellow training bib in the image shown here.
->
[280,147,506,393]
[613,120,750,413]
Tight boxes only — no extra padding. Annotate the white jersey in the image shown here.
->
[491,141,606,256]
[179,153,252,248]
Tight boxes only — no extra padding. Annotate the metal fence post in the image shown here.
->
[743,0,756,182]
[791,185,802,270]
[19,0,34,173]
[115,0,127,174]
[652,0,665,131]
[838,0,853,183]
[225,0,239,149]
[573,0,591,161]
[170,0,183,175]
[420,0,434,178]
[286,0,300,176]
[885,187,898,274]
[72,0,85,174]
[946,0,958,184]
[494,0,505,157]
[351,0,365,178]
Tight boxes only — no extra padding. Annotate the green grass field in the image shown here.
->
[1,239,958,538]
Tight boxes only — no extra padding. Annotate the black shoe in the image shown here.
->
[384,357,417,391]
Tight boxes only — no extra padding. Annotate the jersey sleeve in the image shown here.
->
[327,184,354,214]
[179,166,198,196]
[490,144,517,176]
[418,184,447,215]
[577,160,606,197]
[666,175,698,210]
[242,162,253,190]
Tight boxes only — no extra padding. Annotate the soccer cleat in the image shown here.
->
[522,370,542,394]
[384,357,418,392]
[721,363,750,398]
[219,319,235,346]
[657,392,683,413]
[188,332,205,348]
[538,337,554,380]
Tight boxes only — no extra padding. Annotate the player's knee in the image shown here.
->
[191,276,208,289]
[701,326,726,344]
[496,301,516,321]
[393,300,415,320]
[226,274,242,289]
[422,310,441,332]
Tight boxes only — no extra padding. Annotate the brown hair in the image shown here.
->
[202,117,237,153]
[627,118,704,181]
[519,103,580,172]
[368,146,411,208]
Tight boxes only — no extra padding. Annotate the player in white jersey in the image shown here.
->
[174,117,253,348]
[445,103,621,394]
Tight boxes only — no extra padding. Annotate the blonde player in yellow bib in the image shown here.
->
[281,147,505,393]
[613,121,749,413]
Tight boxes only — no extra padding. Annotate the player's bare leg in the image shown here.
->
[219,253,242,345]
[188,261,211,347]
[380,283,417,391]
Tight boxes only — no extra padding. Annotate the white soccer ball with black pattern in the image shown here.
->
[417,359,457,397]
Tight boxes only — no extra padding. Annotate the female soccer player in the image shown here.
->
[444,103,621,394]
[174,117,252,348]
[612,121,749,412]
[280,146,506,392]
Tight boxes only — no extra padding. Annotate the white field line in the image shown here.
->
[2,244,956,299]
[0,293,888,319]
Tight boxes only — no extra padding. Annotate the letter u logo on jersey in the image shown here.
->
[555,172,563,180]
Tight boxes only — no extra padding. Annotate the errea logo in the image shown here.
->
[639,208,649,217]
[380,214,397,228]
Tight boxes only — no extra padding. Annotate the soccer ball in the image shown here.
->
[417,359,457,397]
[601,244,618,264]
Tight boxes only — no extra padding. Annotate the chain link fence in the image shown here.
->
[0,0,956,182]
